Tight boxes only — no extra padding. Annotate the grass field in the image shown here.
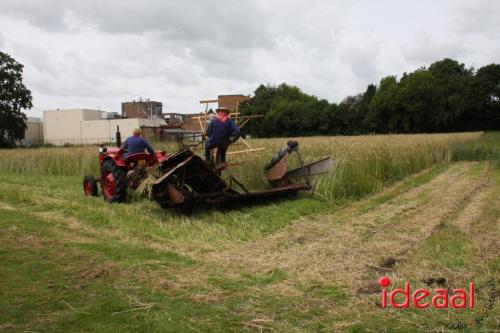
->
[0,132,499,332]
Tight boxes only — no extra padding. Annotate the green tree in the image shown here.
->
[0,52,32,148]
[335,94,363,134]
[241,83,329,137]
[357,84,377,133]
[463,64,500,130]
[427,58,473,131]
[397,68,434,132]
[365,76,400,133]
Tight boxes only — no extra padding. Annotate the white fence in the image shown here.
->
[43,137,117,146]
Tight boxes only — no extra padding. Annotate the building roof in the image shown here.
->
[27,117,43,123]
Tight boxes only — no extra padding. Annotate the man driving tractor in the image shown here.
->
[205,107,240,166]
[122,128,155,157]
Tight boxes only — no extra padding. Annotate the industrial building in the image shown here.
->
[21,117,44,146]
[43,109,165,145]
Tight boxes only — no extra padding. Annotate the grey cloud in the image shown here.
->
[0,0,274,49]
[402,32,465,66]
[340,45,381,82]
[0,0,276,88]
[451,0,500,34]
[0,0,67,31]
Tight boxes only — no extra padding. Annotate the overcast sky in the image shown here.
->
[1,0,499,117]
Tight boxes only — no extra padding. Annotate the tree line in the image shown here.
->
[240,58,500,137]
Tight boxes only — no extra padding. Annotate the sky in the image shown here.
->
[0,0,499,117]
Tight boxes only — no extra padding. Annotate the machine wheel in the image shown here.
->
[83,176,98,197]
[152,183,194,214]
[174,191,194,215]
[100,159,127,203]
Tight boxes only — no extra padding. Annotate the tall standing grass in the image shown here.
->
[0,132,484,201]
[451,131,500,164]
[227,132,482,199]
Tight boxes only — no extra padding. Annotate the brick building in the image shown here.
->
[122,100,163,119]
[217,94,250,111]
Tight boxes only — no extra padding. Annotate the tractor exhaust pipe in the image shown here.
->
[116,125,121,147]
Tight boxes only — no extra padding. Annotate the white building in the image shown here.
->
[43,109,165,146]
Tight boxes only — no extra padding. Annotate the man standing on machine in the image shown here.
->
[204,107,240,166]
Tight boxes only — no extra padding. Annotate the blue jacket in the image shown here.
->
[206,117,240,146]
[123,135,155,155]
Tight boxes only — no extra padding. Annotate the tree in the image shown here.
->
[463,64,500,130]
[365,76,400,133]
[241,83,329,137]
[397,68,434,132]
[335,94,363,134]
[357,84,376,133]
[0,52,32,148]
[425,58,472,131]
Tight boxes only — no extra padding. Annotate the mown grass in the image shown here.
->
[0,209,248,332]
[349,168,500,333]
[0,172,328,250]
[0,204,352,332]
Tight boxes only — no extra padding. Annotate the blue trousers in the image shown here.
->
[205,142,229,163]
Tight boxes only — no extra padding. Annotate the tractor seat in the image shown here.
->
[125,152,157,166]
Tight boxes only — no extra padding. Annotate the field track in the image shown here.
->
[210,162,496,295]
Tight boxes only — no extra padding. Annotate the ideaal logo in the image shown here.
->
[378,276,497,330]
[378,276,474,309]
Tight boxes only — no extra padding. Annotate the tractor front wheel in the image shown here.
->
[101,159,127,203]
[83,176,98,197]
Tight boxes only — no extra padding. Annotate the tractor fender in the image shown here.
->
[103,155,126,168]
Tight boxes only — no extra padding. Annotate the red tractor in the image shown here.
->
[83,145,168,203]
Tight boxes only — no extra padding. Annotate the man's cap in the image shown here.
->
[133,128,141,134]
[216,106,230,114]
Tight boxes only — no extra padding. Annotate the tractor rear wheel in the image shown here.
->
[83,176,98,196]
[101,159,127,203]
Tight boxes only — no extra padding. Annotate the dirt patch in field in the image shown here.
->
[20,235,44,250]
[451,179,491,234]
[209,162,490,292]
[186,290,226,304]
[449,167,500,269]
[0,323,17,330]
[0,201,14,210]
[78,267,110,280]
